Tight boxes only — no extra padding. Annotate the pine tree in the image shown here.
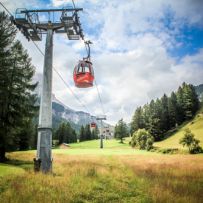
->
[176,85,185,124]
[168,92,178,128]
[148,100,163,141]
[142,104,150,130]
[66,122,73,143]
[130,82,200,143]
[84,124,91,140]
[79,125,85,142]
[17,119,36,150]
[114,119,128,143]
[57,123,66,144]
[70,129,77,143]
[131,107,145,134]
[0,12,37,161]
[182,83,194,119]
[160,94,170,132]
[189,84,199,115]
[55,122,77,144]
[0,12,16,161]
[182,83,199,119]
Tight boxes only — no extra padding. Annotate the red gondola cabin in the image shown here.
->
[90,122,96,128]
[73,60,94,88]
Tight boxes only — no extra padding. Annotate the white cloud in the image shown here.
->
[1,0,203,125]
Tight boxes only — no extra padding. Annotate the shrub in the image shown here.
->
[158,148,179,154]
[179,128,202,154]
[131,129,154,151]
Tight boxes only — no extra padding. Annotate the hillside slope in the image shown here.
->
[155,105,203,149]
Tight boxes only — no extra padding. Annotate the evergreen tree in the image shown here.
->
[176,85,185,123]
[84,124,91,140]
[79,125,85,142]
[182,83,199,119]
[57,123,66,144]
[160,94,170,132]
[0,12,37,161]
[70,129,77,143]
[114,119,128,143]
[190,84,199,115]
[130,82,200,143]
[176,83,199,121]
[148,100,163,141]
[31,124,38,149]
[142,104,150,130]
[65,122,77,143]
[17,119,36,150]
[55,122,77,144]
[182,83,193,119]
[131,106,145,134]
[168,92,178,128]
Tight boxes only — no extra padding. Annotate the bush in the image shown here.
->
[131,129,154,151]
[158,148,179,154]
[179,128,202,154]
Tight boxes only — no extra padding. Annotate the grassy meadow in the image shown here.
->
[0,139,203,203]
[155,108,203,150]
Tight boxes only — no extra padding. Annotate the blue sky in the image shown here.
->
[1,0,203,124]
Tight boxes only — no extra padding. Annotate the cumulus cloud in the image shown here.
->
[1,0,203,125]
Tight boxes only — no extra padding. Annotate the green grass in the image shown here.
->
[53,148,152,155]
[0,119,203,202]
[0,151,203,203]
[54,137,154,155]
[68,137,131,149]
[155,110,203,149]
[0,163,24,177]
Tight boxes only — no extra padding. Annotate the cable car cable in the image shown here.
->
[0,2,91,115]
[81,39,106,116]
[32,42,92,115]
[94,79,105,115]
[0,2,12,16]
[1,1,105,119]
[71,0,76,9]
[82,39,106,116]
[71,0,107,122]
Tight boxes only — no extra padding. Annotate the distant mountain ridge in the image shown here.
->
[52,94,110,131]
[52,94,97,128]
[34,73,110,131]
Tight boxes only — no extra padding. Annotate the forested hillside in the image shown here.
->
[155,104,203,149]
[131,82,200,141]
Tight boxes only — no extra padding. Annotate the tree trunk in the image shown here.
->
[0,145,6,162]
[120,138,123,143]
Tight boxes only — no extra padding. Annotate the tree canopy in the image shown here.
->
[114,119,128,143]
[131,82,199,141]
[0,12,38,161]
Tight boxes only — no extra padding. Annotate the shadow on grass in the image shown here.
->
[5,159,33,171]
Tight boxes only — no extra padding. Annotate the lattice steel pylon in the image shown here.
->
[11,7,84,173]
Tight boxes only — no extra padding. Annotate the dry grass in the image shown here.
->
[120,155,203,203]
[0,152,150,203]
[0,151,203,203]
[155,111,203,149]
